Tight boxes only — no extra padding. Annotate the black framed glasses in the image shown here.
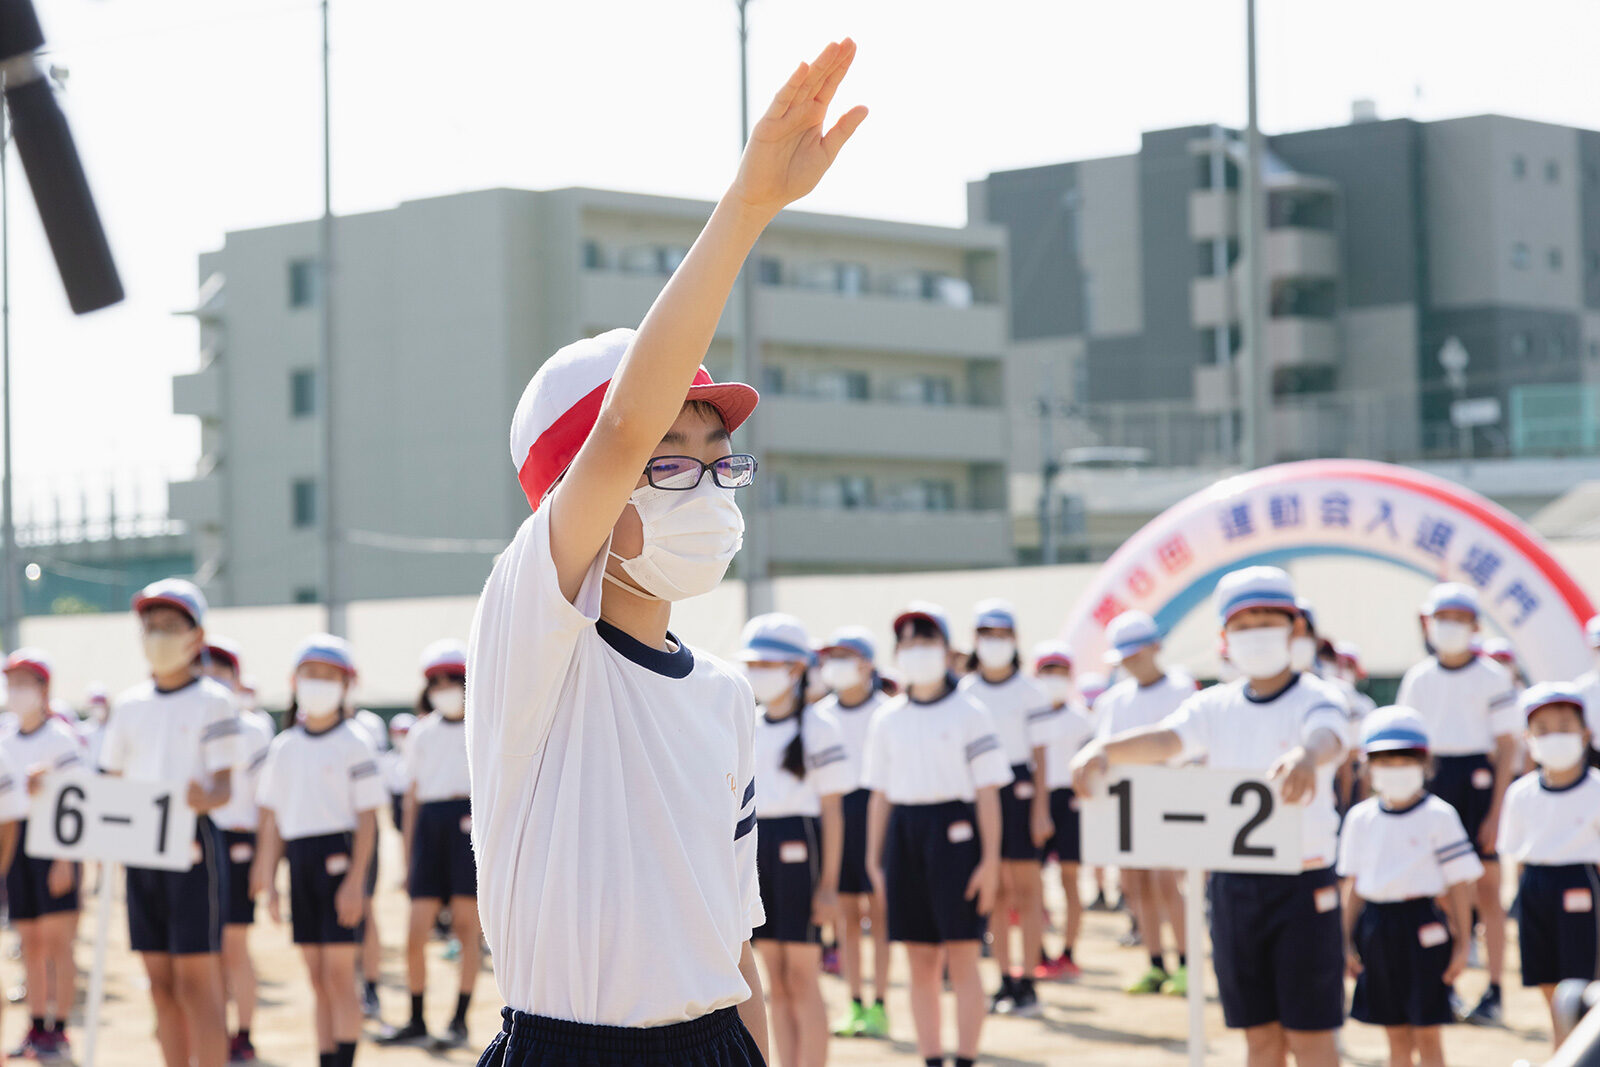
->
[644,454,758,491]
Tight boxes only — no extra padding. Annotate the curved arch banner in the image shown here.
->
[1062,460,1595,683]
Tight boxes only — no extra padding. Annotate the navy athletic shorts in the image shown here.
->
[286,831,361,946]
[127,816,226,955]
[1427,754,1497,860]
[998,763,1040,862]
[1208,866,1345,1032]
[752,814,821,944]
[409,798,477,901]
[837,788,873,896]
[476,1005,763,1067]
[1046,787,1081,864]
[4,824,79,921]
[220,829,257,925]
[1350,897,1455,1027]
[885,800,984,944]
[1518,863,1600,987]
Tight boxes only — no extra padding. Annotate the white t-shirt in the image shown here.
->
[1044,702,1097,791]
[1395,656,1518,756]
[1095,673,1197,739]
[959,670,1065,767]
[348,709,389,754]
[753,706,854,818]
[811,689,888,795]
[0,748,30,823]
[0,719,84,790]
[100,676,239,786]
[860,685,1014,805]
[77,720,107,773]
[1162,673,1351,869]
[1576,669,1600,751]
[256,721,387,842]
[213,713,275,833]
[404,714,470,803]
[466,503,763,1029]
[1497,769,1600,865]
[1336,794,1484,901]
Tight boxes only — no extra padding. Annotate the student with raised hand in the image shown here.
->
[1073,567,1351,1067]
[465,38,864,1067]
[1030,640,1095,981]
[741,614,852,1067]
[814,626,893,1039]
[1395,583,1518,1025]
[863,603,1010,1067]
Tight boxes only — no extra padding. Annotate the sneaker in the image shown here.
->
[1160,966,1188,996]
[433,1019,469,1050]
[990,977,1016,1014]
[229,1033,258,1062]
[1117,925,1143,948]
[821,946,840,976]
[832,1001,866,1038]
[1088,891,1112,912]
[11,1026,47,1059]
[377,1019,432,1046]
[1041,954,1082,980]
[48,1030,71,1063]
[1125,965,1169,995]
[360,984,382,1020]
[1467,986,1504,1026]
[860,1002,889,1039]
[442,936,462,962]
[1448,988,1466,1022]
[1010,979,1042,1018]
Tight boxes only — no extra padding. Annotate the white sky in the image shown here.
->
[10,0,1600,528]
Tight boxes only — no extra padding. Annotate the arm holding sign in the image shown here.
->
[1069,725,1183,797]
[1265,728,1343,806]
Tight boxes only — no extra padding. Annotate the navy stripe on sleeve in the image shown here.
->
[349,760,379,780]
[965,735,1001,762]
[247,751,270,772]
[54,752,80,768]
[741,778,756,808]
[734,810,757,841]
[1489,691,1516,709]
[202,719,242,740]
[1026,707,1061,722]
[809,749,849,770]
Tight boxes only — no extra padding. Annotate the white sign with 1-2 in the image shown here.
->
[25,773,197,872]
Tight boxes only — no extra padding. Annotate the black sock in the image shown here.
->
[1061,947,1073,963]
[852,996,863,1009]
[337,1040,357,1066]
[1178,953,1187,968]
[1150,954,1166,972]
[364,980,378,999]
[410,993,425,1025]
[237,1028,250,1044]
[1488,983,1501,996]
[956,1058,977,1067]
[51,1020,64,1034]
[319,1054,337,1067]
[30,1017,43,1033]
[924,1059,943,1067]
[874,998,885,1007]
[453,991,471,1026]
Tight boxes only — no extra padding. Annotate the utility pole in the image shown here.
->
[1239,0,1270,469]
[319,0,343,635]
[734,0,770,615]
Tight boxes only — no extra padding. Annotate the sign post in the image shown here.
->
[25,773,197,1067]
[1081,766,1305,1067]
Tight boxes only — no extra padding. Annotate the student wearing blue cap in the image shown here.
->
[1395,583,1518,1024]
[1497,682,1600,1045]
[813,626,893,1039]
[1074,566,1351,1067]
[1337,708,1479,1067]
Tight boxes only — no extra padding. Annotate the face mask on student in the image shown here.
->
[1369,763,1425,805]
[1289,636,1317,673]
[7,686,42,720]
[143,632,194,675]
[975,637,1016,670]
[608,479,745,602]
[432,686,465,719]
[1528,732,1587,772]
[297,678,345,718]
[746,666,796,706]
[1427,619,1474,657]
[1037,676,1074,706]
[1226,626,1292,680]
[896,646,947,687]
[819,658,864,692]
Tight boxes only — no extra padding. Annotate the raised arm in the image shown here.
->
[548,38,867,599]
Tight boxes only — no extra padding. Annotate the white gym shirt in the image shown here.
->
[1395,656,1518,756]
[100,676,240,787]
[404,713,471,803]
[812,688,888,791]
[1044,702,1097,792]
[1,717,83,782]
[958,670,1067,766]
[860,685,1014,805]
[256,720,387,842]
[752,707,855,818]
[1094,672,1196,739]
[212,713,275,834]
[1336,794,1483,901]
[1497,769,1600,865]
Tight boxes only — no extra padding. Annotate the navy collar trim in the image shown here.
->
[1244,673,1300,704]
[1539,770,1590,794]
[154,675,201,696]
[596,619,694,679]
[1378,791,1429,815]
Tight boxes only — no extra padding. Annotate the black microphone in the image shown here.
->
[0,0,123,315]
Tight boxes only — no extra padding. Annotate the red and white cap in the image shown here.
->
[420,639,467,680]
[3,648,51,685]
[509,328,759,510]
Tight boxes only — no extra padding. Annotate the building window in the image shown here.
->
[757,257,783,285]
[288,259,320,308]
[1551,333,1571,361]
[1550,247,1564,271]
[1511,242,1530,269]
[659,247,690,275]
[1589,250,1600,274]
[838,263,868,296]
[582,240,607,270]
[1546,160,1561,183]
[293,587,320,605]
[290,368,316,418]
[619,246,657,274]
[1510,332,1530,358]
[292,479,317,528]
[1512,155,1527,179]
[1589,340,1600,361]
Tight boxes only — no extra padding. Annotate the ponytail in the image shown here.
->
[780,678,809,779]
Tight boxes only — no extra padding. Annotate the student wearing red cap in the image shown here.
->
[465,39,864,1067]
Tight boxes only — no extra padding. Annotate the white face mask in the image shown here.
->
[607,480,744,602]
[296,677,345,719]
[975,637,1017,670]
[1369,763,1425,805]
[819,658,864,693]
[432,686,465,719]
[143,631,195,675]
[1290,636,1317,673]
[8,686,42,721]
[896,646,947,688]
[746,666,797,706]
[1529,732,1587,772]
[1427,619,1475,657]
[1226,625,1292,680]
[1037,676,1074,706]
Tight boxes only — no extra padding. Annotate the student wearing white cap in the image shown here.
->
[813,625,893,1039]
[101,578,239,1067]
[465,40,865,1067]
[863,603,1011,1067]
[251,635,385,1067]
[1075,567,1351,1067]
[1394,582,1518,1024]
[1338,709,1479,1067]
[1093,609,1195,997]
[958,598,1063,1017]
[383,639,479,1050]
[740,614,852,1067]
[1496,682,1600,1044]
[1031,640,1095,981]
[1,649,83,1061]
[198,637,275,1065]
[1574,615,1600,767]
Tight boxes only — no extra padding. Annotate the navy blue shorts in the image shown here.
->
[409,798,477,901]
[752,815,820,944]
[837,789,873,896]
[391,793,405,834]
[1351,897,1455,1027]
[476,1005,763,1067]
[5,824,78,921]
[885,800,984,945]
[1517,863,1600,987]
[1427,754,1496,860]
[1208,867,1345,1032]
[221,829,257,926]
[127,817,226,956]
[286,831,361,946]
[1047,787,1081,864]
[999,763,1040,862]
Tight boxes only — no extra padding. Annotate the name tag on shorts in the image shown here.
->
[229,842,254,864]
[1565,888,1593,913]
[460,815,472,835]
[1471,768,1493,790]
[325,853,351,876]
[948,820,974,844]
[1418,922,1449,948]
[779,841,808,864]
[1313,886,1339,914]
[1014,782,1035,800]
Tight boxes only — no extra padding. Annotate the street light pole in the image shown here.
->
[1239,0,1269,470]
[319,0,343,635]
[734,0,770,615]
[0,76,17,650]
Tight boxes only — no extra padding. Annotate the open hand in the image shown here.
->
[335,874,364,929]
[1268,747,1315,805]
[966,858,999,916]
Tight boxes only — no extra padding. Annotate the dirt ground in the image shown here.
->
[22,833,1558,1066]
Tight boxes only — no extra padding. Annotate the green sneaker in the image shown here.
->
[1160,965,1188,996]
[1125,965,1169,995]
[832,1001,866,1038]
[860,1001,889,1039]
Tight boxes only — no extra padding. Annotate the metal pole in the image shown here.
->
[0,81,17,650]
[319,0,343,635]
[735,0,770,616]
[1456,382,1471,478]
[1185,864,1207,1067]
[1239,0,1269,470]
